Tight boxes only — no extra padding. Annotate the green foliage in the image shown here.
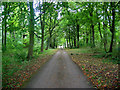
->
[1,1,120,88]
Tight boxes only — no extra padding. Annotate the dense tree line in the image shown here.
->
[1,1,120,60]
[61,2,120,53]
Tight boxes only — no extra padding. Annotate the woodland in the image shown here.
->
[1,1,120,88]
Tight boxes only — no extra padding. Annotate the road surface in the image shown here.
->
[25,49,93,88]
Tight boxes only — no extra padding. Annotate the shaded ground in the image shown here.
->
[2,49,57,88]
[25,49,93,88]
[66,49,119,89]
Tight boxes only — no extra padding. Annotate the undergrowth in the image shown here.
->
[2,44,57,88]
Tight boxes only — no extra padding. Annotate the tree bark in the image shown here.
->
[118,36,120,82]
[103,2,108,52]
[98,22,102,39]
[92,24,95,47]
[53,38,55,48]
[89,3,95,48]
[86,30,89,44]
[41,20,45,52]
[74,36,76,48]
[109,2,115,52]
[118,3,120,84]
[40,2,45,52]
[66,39,68,48]
[90,27,92,46]
[27,2,34,60]
[2,18,4,49]
[49,32,52,48]
[3,3,7,51]
[45,39,49,50]
[77,24,79,48]
[69,29,71,48]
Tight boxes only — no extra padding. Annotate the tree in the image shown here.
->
[109,2,116,52]
[27,2,34,60]
[2,2,8,51]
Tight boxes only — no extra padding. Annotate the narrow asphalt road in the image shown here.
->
[25,49,93,88]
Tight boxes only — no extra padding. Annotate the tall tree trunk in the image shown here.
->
[103,2,108,52]
[49,32,52,48]
[89,3,95,47]
[118,36,120,82]
[69,29,71,48]
[40,2,45,52]
[98,22,102,39]
[98,22,103,48]
[109,2,115,52]
[45,39,49,50]
[103,22,107,52]
[92,24,95,47]
[74,36,76,48]
[27,2,34,60]
[3,3,7,51]
[49,12,53,48]
[41,22,44,52]
[66,39,68,48]
[2,19,4,49]
[53,38,55,48]
[118,3,120,85]
[72,39,73,48]
[86,30,89,44]
[77,24,79,48]
[90,27,92,46]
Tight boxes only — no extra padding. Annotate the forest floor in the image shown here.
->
[2,47,119,89]
[66,48,119,89]
[2,49,58,88]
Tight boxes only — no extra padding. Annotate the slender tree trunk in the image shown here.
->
[118,36,120,82]
[77,24,79,48]
[90,28,92,46]
[103,2,108,52]
[41,20,45,52]
[2,19,4,49]
[90,17,95,47]
[103,22,107,52]
[86,30,89,44]
[72,39,73,48]
[118,3,120,85]
[89,3,95,47]
[98,22,102,39]
[27,2,34,60]
[45,39,49,50]
[53,38,55,48]
[69,29,71,48]
[67,39,68,48]
[92,24,95,47]
[49,13,52,48]
[40,2,45,52]
[56,43,57,48]
[49,32,52,48]
[109,2,115,52]
[3,3,7,50]
[74,36,76,48]
[98,22,103,48]
[4,24,7,49]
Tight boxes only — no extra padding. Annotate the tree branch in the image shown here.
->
[34,32,41,38]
